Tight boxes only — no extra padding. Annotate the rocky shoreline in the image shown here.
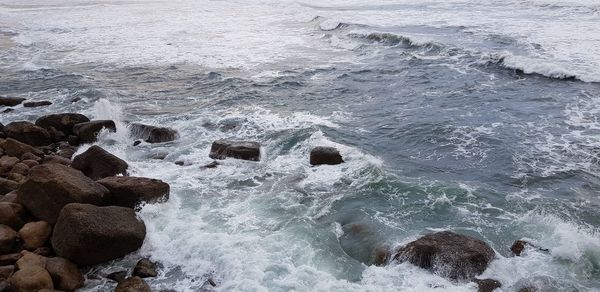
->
[0,96,543,292]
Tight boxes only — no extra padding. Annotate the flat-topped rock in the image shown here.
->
[209,139,260,161]
[310,146,344,165]
[0,97,25,107]
[3,121,52,146]
[73,120,116,143]
[0,138,44,158]
[98,176,169,209]
[129,123,178,143]
[71,145,128,180]
[51,203,146,266]
[23,101,52,108]
[35,113,90,135]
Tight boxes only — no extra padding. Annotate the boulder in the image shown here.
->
[18,163,109,224]
[0,254,20,266]
[18,221,52,251]
[0,225,17,254]
[51,203,146,266]
[115,276,151,292]
[393,231,495,280]
[0,138,44,158]
[15,251,46,270]
[35,113,90,135]
[132,258,157,278]
[73,120,116,143]
[98,176,169,209]
[23,101,52,108]
[0,202,27,230]
[71,146,128,180]
[0,265,13,280]
[0,156,19,175]
[0,179,18,196]
[9,266,53,292]
[3,121,52,146]
[45,257,84,291]
[0,97,25,107]
[309,146,343,165]
[474,278,502,292]
[209,139,260,161]
[129,123,178,143]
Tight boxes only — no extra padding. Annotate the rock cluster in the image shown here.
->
[0,112,171,291]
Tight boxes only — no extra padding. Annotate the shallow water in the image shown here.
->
[1,0,600,291]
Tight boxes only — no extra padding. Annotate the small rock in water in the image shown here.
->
[97,176,170,209]
[393,231,495,280]
[23,101,52,108]
[107,271,128,283]
[71,145,128,180]
[132,140,142,146]
[73,120,116,143]
[510,239,549,256]
[474,278,502,292]
[0,97,25,107]
[174,160,185,166]
[129,123,178,143]
[203,161,219,168]
[132,258,158,278]
[115,276,151,292]
[309,146,344,165]
[209,139,260,161]
[2,108,14,113]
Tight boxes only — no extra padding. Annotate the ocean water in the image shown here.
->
[1,0,600,291]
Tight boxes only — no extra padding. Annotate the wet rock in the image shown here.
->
[73,120,116,143]
[174,160,185,166]
[132,140,142,146]
[3,122,52,146]
[45,257,84,291]
[56,144,77,159]
[129,123,178,143]
[18,163,109,224]
[209,139,260,161]
[0,265,13,280]
[23,101,52,108]
[203,161,219,168]
[0,138,44,158]
[393,231,495,280]
[71,145,128,180]
[2,108,13,113]
[133,258,158,278]
[18,221,52,251]
[98,176,169,209]
[510,240,549,256]
[51,203,146,266]
[0,254,20,266]
[115,276,151,292]
[107,271,128,283]
[0,156,19,175]
[0,202,27,230]
[35,113,90,135]
[474,278,502,292]
[309,146,343,165]
[0,97,25,107]
[0,179,18,195]
[0,225,17,254]
[372,245,391,266]
[9,265,54,292]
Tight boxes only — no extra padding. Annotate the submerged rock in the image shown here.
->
[107,271,128,283]
[18,163,109,224]
[73,120,116,143]
[133,258,158,278]
[129,123,178,143]
[0,97,25,107]
[35,113,90,135]
[474,278,502,292]
[51,203,146,266]
[98,176,169,209]
[309,146,343,165]
[209,139,260,161]
[510,240,549,256]
[23,101,52,108]
[3,121,52,146]
[115,276,151,292]
[393,231,495,280]
[71,145,128,180]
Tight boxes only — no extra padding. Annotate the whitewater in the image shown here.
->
[1,0,600,291]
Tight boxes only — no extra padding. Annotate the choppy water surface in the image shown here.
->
[1,0,600,291]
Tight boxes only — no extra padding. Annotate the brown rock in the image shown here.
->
[15,251,46,270]
[511,240,527,256]
[42,155,71,166]
[129,123,178,143]
[393,231,495,280]
[71,146,128,180]
[18,221,52,251]
[0,156,19,175]
[0,225,17,254]
[133,258,157,278]
[6,173,25,184]
[310,146,344,165]
[0,138,44,158]
[33,247,53,257]
[35,113,89,135]
[3,121,52,146]
[20,160,38,168]
[0,202,27,229]
[23,101,52,108]
[475,278,502,292]
[0,265,13,280]
[73,120,116,143]
[0,254,20,266]
[0,192,18,204]
[114,276,151,292]
[0,179,18,196]
[107,271,127,283]
[98,176,169,209]
[10,163,29,176]
[9,265,53,292]
[51,203,146,266]
[20,153,42,163]
[0,97,25,107]
[209,139,260,161]
[18,163,109,224]
[45,257,84,291]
